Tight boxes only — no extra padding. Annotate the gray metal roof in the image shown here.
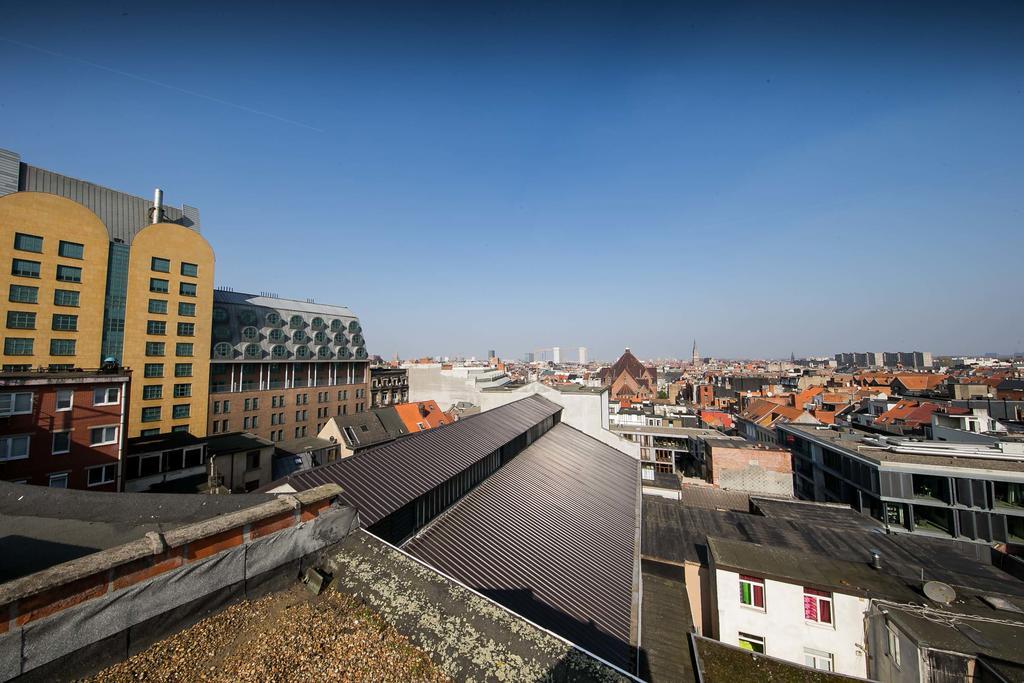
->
[273,394,563,526]
[213,289,357,318]
[402,422,640,670]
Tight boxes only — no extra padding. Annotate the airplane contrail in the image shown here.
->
[1,37,325,133]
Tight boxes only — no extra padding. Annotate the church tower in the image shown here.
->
[692,340,699,365]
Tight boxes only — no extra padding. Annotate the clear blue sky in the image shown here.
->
[3,1,1022,362]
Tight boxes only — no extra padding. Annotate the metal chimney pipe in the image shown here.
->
[870,550,882,570]
[152,188,164,224]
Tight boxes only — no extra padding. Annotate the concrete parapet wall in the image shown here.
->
[0,485,353,681]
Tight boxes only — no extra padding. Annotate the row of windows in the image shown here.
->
[141,404,191,422]
[149,278,197,297]
[3,338,77,356]
[215,309,359,334]
[13,259,82,282]
[0,387,119,417]
[145,342,194,357]
[734,632,834,672]
[13,233,84,259]
[148,299,196,317]
[146,321,196,336]
[213,342,353,360]
[738,575,834,626]
[143,363,192,378]
[6,312,79,331]
[8,285,81,307]
[150,257,199,277]
[142,384,192,400]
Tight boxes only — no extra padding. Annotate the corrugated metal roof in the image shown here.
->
[402,422,640,670]
[276,394,562,525]
[213,289,357,318]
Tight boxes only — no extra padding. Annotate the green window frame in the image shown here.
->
[151,257,171,273]
[142,385,163,400]
[51,314,78,331]
[146,320,167,335]
[172,404,191,419]
[173,383,192,398]
[174,363,193,378]
[148,299,168,314]
[175,342,194,357]
[145,341,165,356]
[53,289,79,307]
[6,312,36,329]
[3,338,34,356]
[49,339,76,356]
[56,265,82,283]
[143,363,164,378]
[12,259,40,278]
[141,406,162,423]
[13,233,43,253]
[178,302,196,317]
[58,241,84,259]
[149,278,169,293]
[180,262,198,277]
[179,282,197,297]
[9,285,38,304]
[177,322,195,337]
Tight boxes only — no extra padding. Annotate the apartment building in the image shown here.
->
[370,366,408,407]
[0,148,213,440]
[207,290,370,443]
[0,368,129,490]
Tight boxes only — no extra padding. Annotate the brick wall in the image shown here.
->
[708,444,793,496]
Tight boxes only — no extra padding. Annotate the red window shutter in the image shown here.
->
[804,594,818,620]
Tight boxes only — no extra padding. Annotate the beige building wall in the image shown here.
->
[0,192,110,369]
[122,222,214,437]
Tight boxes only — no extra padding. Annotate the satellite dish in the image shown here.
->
[923,581,957,605]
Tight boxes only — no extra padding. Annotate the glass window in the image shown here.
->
[887,624,902,668]
[179,282,197,297]
[740,575,765,609]
[174,363,193,377]
[50,339,76,356]
[145,341,165,356]
[213,342,233,359]
[311,317,325,329]
[7,311,36,329]
[56,265,82,283]
[181,262,198,277]
[48,473,69,488]
[10,285,38,304]
[52,430,71,454]
[90,425,118,445]
[177,322,195,337]
[178,302,196,317]
[266,311,281,326]
[172,424,189,433]
[804,649,833,671]
[244,343,260,359]
[151,257,171,272]
[176,342,194,357]
[290,315,304,328]
[271,344,287,359]
[93,386,120,405]
[804,588,833,625]
[144,363,164,378]
[149,278,169,293]
[0,434,30,461]
[0,392,34,415]
[12,259,40,278]
[141,406,162,423]
[140,428,159,437]
[737,633,765,654]
[55,389,73,411]
[87,464,117,486]
[53,289,79,307]
[149,299,168,314]
[173,383,192,398]
[295,346,310,359]
[52,314,77,331]
[147,320,166,335]
[142,385,163,400]
[13,233,43,253]
[172,404,190,419]
[58,241,84,259]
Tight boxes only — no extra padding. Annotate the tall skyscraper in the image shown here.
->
[524,352,535,363]
[552,346,561,364]
[578,346,588,364]
[692,340,700,366]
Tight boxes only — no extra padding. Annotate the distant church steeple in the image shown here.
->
[692,340,699,365]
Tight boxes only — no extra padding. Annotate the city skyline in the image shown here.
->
[3,1,1022,361]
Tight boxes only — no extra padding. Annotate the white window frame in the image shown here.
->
[86,463,117,487]
[93,386,120,406]
[737,632,765,654]
[740,574,767,611]
[48,472,69,488]
[52,429,72,455]
[1,391,34,416]
[90,425,119,447]
[804,648,833,671]
[0,434,31,461]
[803,587,834,626]
[887,624,902,668]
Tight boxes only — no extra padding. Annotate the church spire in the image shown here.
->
[692,339,699,365]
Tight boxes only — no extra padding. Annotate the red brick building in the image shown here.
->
[599,348,657,403]
[0,369,130,490]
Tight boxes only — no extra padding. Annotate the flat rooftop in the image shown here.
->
[611,425,727,439]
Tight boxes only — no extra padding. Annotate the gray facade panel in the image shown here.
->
[0,150,19,197]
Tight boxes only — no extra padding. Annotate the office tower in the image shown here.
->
[578,346,588,364]
[524,352,535,363]
[552,347,561,364]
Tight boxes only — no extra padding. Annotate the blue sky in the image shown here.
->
[3,1,1022,361]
